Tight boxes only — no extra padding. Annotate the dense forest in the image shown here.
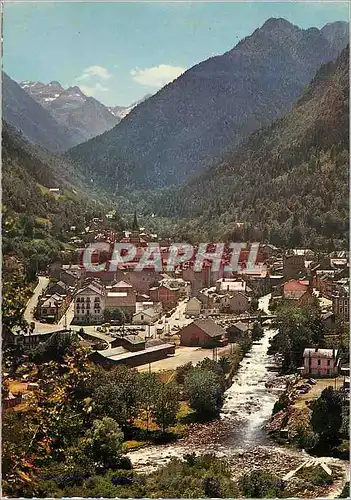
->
[118,47,349,249]
[2,123,118,279]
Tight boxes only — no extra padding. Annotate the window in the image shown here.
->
[76,298,80,303]
[327,360,331,366]
[43,308,47,314]
[317,359,321,366]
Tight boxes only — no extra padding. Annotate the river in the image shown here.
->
[217,293,279,449]
[128,294,349,495]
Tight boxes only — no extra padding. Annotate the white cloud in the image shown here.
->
[76,65,112,82]
[79,82,108,97]
[74,66,112,98]
[130,64,186,88]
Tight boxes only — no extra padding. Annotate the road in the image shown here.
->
[24,276,50,325]
[24,277,76,334]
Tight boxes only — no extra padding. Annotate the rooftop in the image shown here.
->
[192,318,226,338]
[303,348,338,359]
[107,292,128,298]
[113,280,133,288]
[134,307,158,317]
[120,335,145,344]
[95,343,175,361]
[232,321,249,332]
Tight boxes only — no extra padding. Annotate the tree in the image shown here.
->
[218,356,231,374]
[151,382,180,433]
[31,331,78,364]
[110,308,125,324]
[196,358,225,383]
[175,362,193,385]
[92,366,140,428]
[138,372,159,432]
[202,476,221,497]
[251,322,264,341]
[250,297,259,311]
[103,308,125,324]
[268,305,325,374]
[311,387,343,445]
[2,274,29,346]
[239,470,286,498]
[23,215,35,238]
[81,417,124,470]
[184,368,225,419]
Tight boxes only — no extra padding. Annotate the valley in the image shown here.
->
[2,7,350,499]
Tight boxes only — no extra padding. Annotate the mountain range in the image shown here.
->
[19,80,119,143]
[68,18,349,192]
[2,72,78,153]
[19,81,152,144]
[108,94,153,121]
[138,45,349,248]
[3,74,151,152]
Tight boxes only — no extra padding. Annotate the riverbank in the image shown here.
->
[266,377,349,457]
[127,441,349,498]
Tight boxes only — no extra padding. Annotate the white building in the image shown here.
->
[216,278,248,294]
[74,281,105,324]
[132,307,160,325]
[185,297,202,317]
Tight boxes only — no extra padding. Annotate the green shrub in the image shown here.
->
[296,466,333,486]
[239,470,286,498]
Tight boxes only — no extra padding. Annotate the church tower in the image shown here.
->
[130,210,140,245]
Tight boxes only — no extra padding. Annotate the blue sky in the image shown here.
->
[3,1,350,106]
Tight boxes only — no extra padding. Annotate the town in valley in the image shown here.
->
[2,2,350,498]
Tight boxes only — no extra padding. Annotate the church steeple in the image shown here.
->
[132,210,139,232]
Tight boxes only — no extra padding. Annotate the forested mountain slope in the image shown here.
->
[136,46,349,248]
[69,19,348,191]
[2,123,110,276]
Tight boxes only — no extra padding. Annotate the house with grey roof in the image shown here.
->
[179,318,227,348]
